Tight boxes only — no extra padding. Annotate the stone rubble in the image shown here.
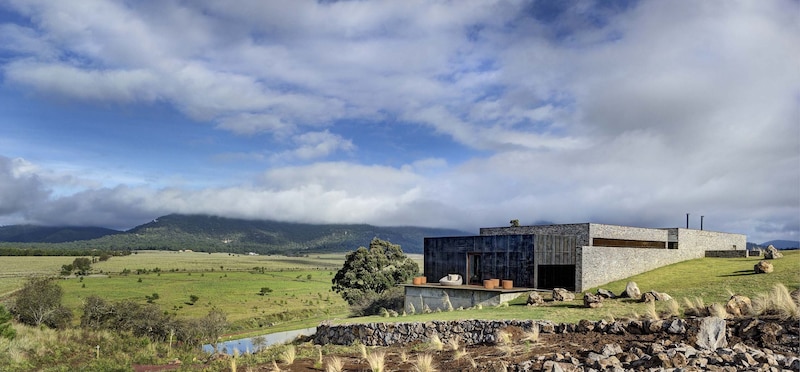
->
[315,316,799,371]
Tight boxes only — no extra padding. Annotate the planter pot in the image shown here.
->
[491,279,500,288]
[502,280,513,289]
[420,276,427,284]
[483,279,495,289]
[412,277,422,285]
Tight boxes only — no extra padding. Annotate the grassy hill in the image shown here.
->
[0,225,121,243]
[0,214,469,254]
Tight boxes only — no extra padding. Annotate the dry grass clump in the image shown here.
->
[665,299,682,317]
[365,349,386,372]
[752,283,800,320]
[280,344,296,365]
[446,336,460,351]
[495,329,512,346]
[399,350,409,363]
[521,324,540,343]
[643,301,660,320]
[427,334,444,351]
[683,297,708,317]
[412,353,437,372]
[325,356,344,372]
[707,303,729,319]
[453,348,469,361]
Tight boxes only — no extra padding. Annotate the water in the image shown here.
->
[202,327,316,355]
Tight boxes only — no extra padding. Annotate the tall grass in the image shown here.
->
[365,349,386,372]
[280,344,296,365]
[752,283,800,320]
[412,353,437,372]
[325,356,344,372]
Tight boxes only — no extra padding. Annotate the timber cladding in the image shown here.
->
[423,234,576,288]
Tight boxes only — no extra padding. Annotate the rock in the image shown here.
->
[763,245,783,259]
[527,291,545,306]
[725,294,752,318]
[596,288,616,299]
[622,281,641,299]
[639,290,672,301]
[542,360,565,372]
[754,260,773,274]
[696,317,728,350]
[601,343,623,357]
[552,288,575,302]
[583,292,603,308]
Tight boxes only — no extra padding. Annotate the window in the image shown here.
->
[467,253,482,285]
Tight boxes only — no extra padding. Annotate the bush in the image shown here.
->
[11,277,73,328]
[332,238,418,306]
[352,286,406,316]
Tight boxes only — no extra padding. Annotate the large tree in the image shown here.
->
[332,238,419,306]
[11,277,72,328]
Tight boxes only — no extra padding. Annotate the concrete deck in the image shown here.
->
[403,284,533,312]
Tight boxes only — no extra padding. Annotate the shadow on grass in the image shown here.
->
[719,270,757,277]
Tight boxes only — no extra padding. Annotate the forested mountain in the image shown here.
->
[0,225,121,243]
[0,214,469,254]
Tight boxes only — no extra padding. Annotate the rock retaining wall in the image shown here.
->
[315,317,712,347]
[705,250,750,258]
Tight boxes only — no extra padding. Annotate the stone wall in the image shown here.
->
[404,285,528,312]
[480,224,590,246]
[577,244,706,290]
[679,229,746,251]
[705,250,750,258]
[315,317,703,347]
[589,224,669,243]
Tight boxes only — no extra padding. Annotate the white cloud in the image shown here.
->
[0,0,797,243]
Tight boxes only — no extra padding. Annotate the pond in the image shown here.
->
[203,327,317,355]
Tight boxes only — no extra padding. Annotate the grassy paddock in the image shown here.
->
[347,251,800,325]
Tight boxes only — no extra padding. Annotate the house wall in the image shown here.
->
[480,224,590,246]
[589,224,669,246]
[577,230,745,290]
[423,235,536,287]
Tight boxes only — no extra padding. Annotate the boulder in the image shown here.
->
[764,245,783,259]
[583,293,603,308]
[640,290,671,303]
[527,291,545,306]
[725,295,752,318]
[552,288,575,302]
[696,316,728,350]
[754,260,773,274]
[622,281,641,299]
[596,288,616,299]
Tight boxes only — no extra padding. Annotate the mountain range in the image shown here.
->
[1,215,796,254]
[0,214,469,254]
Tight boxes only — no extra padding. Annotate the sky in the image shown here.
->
[0,0,798,244]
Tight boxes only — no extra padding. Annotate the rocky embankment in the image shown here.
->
[316,317,799,371]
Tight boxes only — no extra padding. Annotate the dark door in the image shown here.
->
[537,265,575,290]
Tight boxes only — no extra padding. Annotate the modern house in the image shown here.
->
[423,223,746,292]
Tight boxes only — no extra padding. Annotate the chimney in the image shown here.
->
[686,213,690,229]
[701,215,704,230]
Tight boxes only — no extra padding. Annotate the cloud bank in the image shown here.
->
[0,0,797,243]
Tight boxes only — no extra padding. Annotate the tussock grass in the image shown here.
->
[521,324,540,343]
[399,349,409,363]
[412,353,437,372]
[365,349,386,372]
[665,299,682,318]
[446,336,460,351]
[644,301,660,320]
[325,356,344,372]
[495,329,512,346]
[708,303,728,319]
[280,345,296,365]
[453,348,469,361]
[752,283,800,320]
[427,334,443,351]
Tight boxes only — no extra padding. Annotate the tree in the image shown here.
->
[0,304,15,340]
[332,238,419,306]
[60,264,74,276]
[11,277,73,328]
[72,257,92,275]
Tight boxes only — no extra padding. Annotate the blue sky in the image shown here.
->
[0,0,798,244]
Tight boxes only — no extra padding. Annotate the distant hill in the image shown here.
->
[0,214,469,254]
[0,225,121,243]
[760,240,800,250]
